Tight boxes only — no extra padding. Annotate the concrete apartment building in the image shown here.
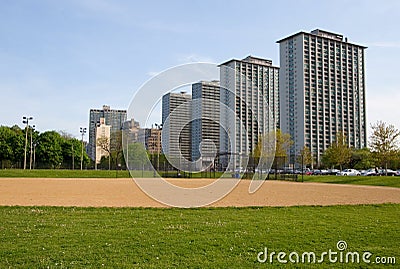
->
[277,29,367,165]
[138,127,162,154]
[219,56,280,169]
[88,105,127,161]
[95,117,111,165]
[191,80,220,171]
[162,92,191,165]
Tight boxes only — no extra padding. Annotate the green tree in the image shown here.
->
[273,129,293,169]
[275,129,293,158]
[96,136,111,169]
[127,142,148,170]
[110,130,124,170]
[296,146,313,168]
[36,131,64,168]
[350,148,375,170]
[322,132,352,170]
[0,126,15,168]
[0,125,25,168]
[252,132,277,172]
[62,138,90,169]
[97,130,126,170]
[369,121,400,172]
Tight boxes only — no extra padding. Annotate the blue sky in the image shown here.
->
[1,0,399,138]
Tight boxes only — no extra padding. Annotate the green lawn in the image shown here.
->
[0,169,171,178]
[0,169,224,179]
[1,169,400,189]
[0,169,132,178]
[0,205,399,268]
[303,175,400,188]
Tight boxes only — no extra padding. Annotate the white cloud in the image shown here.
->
[146,71,160,77]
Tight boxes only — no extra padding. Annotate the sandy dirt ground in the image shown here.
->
[0,177,399,208]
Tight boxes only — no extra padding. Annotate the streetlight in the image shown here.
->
[80,127,87,170]
[154,123,162,173]
[33,142,37,169]
[90,120,102,170]
[29,125,35,170]
[22,116,33,170]
[72,143,74,170]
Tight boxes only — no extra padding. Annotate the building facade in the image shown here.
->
[88,105,127,161]
[123,118,141,144]
[219,56,280,169]
[277,29,367,165]
[138,127,162,154]
[95,118,111,165]
[191,80,220,170]
[161,92,191,165]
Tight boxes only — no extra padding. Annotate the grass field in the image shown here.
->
[0,204,399,268]
[1,169,399,188]
[0,169,132,178]
[0,169,224,179]
[303,175,400,188]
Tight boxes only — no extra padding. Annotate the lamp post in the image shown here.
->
[90,120,101,170]
[33,142,37,169]
[154,123,162,173]
[80,127,87,170]
[29,125,35,170]
[22,116,33,170]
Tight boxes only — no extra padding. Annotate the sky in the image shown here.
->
[1,0,399,139]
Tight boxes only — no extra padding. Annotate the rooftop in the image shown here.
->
[219,55,278,68]
[276,28,367,48]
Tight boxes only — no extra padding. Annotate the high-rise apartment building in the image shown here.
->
[95,118,111,165]
[277,29,367,165]
[219,56,280,169]
[88,105,127,160]
[138,127,162,154]
[191,80,220,170]
[123,118,141,144]
[162,92,191,164]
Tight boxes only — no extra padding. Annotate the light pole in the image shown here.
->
[33,142,37,169]
[155,123,162,173]
[29,125,35,170]
[91,120,100,170]
[80,127,87,170]
[22,116,33,170]
[72,143,74,170]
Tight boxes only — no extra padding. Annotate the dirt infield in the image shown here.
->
[0,178,399,207]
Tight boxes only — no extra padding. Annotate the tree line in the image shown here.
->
[0,125,90,169]
[268,121,400,171]
[1,120,399,171]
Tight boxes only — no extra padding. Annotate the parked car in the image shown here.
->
[378,169,398,176]
[313,169,329,175]
[337,169,361,176]
[327,169,340,175]
[361,168,378,176]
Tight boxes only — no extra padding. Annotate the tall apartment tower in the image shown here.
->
[219,56,280,169]
[277,29,367,165]
[88,105,127,160]
[162,92,191,164]
[191,80,220,170]
[95,118,111,164]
